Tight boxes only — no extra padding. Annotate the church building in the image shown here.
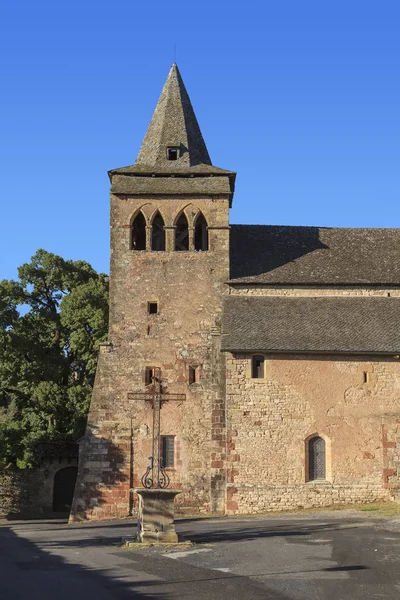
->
[70,64,400,521]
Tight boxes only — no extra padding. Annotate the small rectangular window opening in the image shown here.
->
[167,147,179,161]
[148,302,158,315]
[161,436,175,468]
[145,367,154,386]
[363,371,369,384]
[189,365,197,385]
[252,355,265,379]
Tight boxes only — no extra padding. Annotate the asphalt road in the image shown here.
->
[1,510,400,599]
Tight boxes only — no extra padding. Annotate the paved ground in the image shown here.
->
[1,510,400,599]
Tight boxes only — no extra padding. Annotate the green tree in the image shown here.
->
[0,250,108,467]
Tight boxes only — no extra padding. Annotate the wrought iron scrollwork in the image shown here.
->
[158,458,170,489]
[141,456,170,489]
[141,457,154,489]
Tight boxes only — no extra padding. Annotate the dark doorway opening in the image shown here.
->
[53,466,78,512]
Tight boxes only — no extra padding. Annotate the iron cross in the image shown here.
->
[128,367,186,489]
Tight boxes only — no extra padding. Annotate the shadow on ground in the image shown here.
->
[176,518,364,545]
[20,518,365,553]
[0,524,165,600]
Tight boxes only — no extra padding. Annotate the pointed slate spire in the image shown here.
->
[135,64,212,169]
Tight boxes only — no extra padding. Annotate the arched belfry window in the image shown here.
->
[151,212,165,251]
[175,213,189,251]
[308,436,326,481]
[132,212,146,251]
[194,212,208,251]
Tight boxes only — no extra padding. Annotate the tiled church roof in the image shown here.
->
[229,225,400,285]
[221,296,400,354]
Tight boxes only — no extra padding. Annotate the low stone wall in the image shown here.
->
[226,482,391,515]
[0,455,78,518]
[0,469,49,518]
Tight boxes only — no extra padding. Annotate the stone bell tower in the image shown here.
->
[70,64,235,521]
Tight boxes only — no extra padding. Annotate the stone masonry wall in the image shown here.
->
[226,353,400,513]
[0,457,78,518]
[382,415,400,500]
[71,194,230,521]
[0,469,47,518]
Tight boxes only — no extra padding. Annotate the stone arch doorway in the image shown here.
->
[53,466,78,512]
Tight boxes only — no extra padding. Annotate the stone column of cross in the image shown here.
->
[128,367,186,488]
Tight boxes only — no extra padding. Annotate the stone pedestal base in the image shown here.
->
[133,488,182,543]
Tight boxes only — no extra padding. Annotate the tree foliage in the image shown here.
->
[0,250,108,467]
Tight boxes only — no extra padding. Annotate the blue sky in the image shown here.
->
[1,1,399,279]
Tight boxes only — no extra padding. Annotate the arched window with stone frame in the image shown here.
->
[131,211,147,251]
[175,212,189,251]
[151,211,166,251]
[307,435,326,481]
[194,211,209,251]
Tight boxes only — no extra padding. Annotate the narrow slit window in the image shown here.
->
[175,213,189,251]
[363,371,369,384]
[145,367,154,386]
[151,212,165,251]
[131,212,146,251]
[308,436,326,481]
[252,355,265,379]
[189,366,197,385]
[161,436,175,468]
[194,213,209,251]
[148,302,158,315]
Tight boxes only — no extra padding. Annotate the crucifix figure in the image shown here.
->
[128,367,186,489]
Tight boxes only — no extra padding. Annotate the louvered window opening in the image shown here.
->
[161,436,175,468]
[308,436,326,480]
